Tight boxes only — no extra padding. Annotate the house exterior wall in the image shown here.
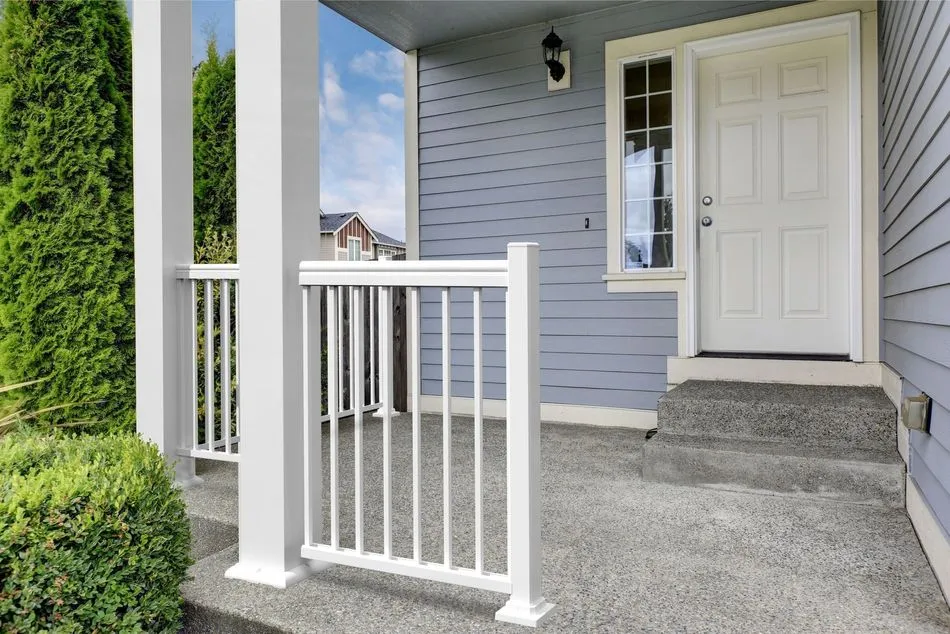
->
[415,1,800,414]
[879,0,950,540]
[320,234,336,261]
[374,244,406,260]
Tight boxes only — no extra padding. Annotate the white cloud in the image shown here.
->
[320,73,405,241]
[321,62,348,124]
[349,49,404,83]
[377,92,404,111]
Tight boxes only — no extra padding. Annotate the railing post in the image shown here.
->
[496,242,554,627]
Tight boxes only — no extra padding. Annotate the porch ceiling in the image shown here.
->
[321,0,635,51]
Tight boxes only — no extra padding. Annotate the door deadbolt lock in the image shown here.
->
[701,216,713,227]
[702,195,713,206]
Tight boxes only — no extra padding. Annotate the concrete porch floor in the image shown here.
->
[181,414,950,633]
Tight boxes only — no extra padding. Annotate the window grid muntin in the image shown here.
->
[621,51,675,272]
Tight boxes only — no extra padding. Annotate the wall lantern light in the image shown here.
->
[541,27,565,82]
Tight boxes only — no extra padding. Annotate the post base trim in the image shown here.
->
[495,598,556,627]
[173,474,204,490]
[224,559,332,589]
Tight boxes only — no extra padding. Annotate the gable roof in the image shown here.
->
[320,212,356,234]
[372,230,406,248]
[320,210,405,248]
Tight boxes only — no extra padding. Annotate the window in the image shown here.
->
[622,54,673,271]
[347,237,362,261]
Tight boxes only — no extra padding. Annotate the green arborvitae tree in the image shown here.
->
[0,0,135,432]
[193,35,237,250]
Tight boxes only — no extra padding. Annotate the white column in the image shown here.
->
[227,0,324,588]
[132,0,196,485]
[496,243,555,627]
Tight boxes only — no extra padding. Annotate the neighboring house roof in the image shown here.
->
[320,211,405,248]
[319,211,356,234]
[372,230,406,249]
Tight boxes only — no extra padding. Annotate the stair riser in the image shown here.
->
[642,441,905,507]
[657,399,895,450]
[185,604,286,634]
[190,515,239,562]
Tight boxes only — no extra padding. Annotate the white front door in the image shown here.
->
[698,34,850,355]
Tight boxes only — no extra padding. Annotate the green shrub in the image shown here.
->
[0,0,136,433]
[0,433,191,633]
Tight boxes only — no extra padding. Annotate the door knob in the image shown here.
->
[701,216,713,227]
[702,195,713,206]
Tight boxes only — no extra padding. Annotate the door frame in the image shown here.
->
[682,12,863,361]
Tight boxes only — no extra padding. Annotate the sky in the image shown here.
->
[132,1,406,241]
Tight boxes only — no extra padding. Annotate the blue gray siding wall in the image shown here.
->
[416,1,793,411]
[879,0,950,537]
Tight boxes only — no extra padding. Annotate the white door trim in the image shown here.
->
[683,12,863,360]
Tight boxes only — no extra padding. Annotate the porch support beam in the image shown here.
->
[227,0,323,588]
[132,0,196,485]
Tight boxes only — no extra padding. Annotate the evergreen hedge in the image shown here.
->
[0,432,191,633]
[0,0,135,432]
[193,36,237,247]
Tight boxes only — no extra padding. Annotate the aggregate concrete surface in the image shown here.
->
[182,414,950,633]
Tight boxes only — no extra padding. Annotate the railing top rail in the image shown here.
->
[298,259,508,288]
[176,264,240,280]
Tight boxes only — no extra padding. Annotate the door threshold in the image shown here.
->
[697,352,850,362]
[667,356,881,387]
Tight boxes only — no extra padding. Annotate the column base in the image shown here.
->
[372,408,401,419]
[224,559,333,589]
[495,597,556,627]
[174,475,204,491]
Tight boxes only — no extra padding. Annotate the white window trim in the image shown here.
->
[606,42,686,289]
[347,236,362,261]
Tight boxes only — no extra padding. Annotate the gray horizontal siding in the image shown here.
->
[880,0,950,538]
[416,1,796,412]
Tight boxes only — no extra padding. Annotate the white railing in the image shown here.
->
[177,264,241,462]
[176,263,385,464]
[298,243,554,626]
[327,285,384,423]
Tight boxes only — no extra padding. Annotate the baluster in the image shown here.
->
[349,286,356,413]
[327,286,340,548]
[410,286,422,562]
[370,285,377,406]
[379,285,392,556]
[234,281,240,441]
[190,279,198,450]
[473,287,483,573]
[312,284,322,543]
[337,285,344,411]
[204,279,214,450]
[302,285,312,545]
[442,287,453,568]
[353,286,365,553]
[221,280,231,453]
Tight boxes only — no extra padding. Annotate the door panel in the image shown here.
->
[699,35,850,354]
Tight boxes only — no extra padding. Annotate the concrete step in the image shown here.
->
[188,514,239,562]
[642,432,905,507]
[658,380,896,450]
[182,460,240,562]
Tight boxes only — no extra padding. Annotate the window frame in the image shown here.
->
[619,49,677,274]
[347,236,362,261]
